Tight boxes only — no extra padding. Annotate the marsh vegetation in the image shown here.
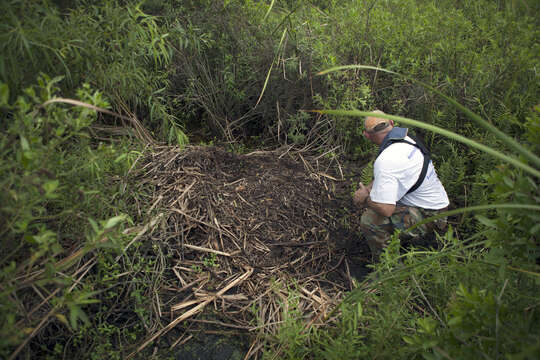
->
[1,0,538,359]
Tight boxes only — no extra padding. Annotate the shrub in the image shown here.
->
[0,76,139,359]
[0,0,183,142]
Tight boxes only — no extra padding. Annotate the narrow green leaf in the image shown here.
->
[255,62,274,108]
[407,203,540,232]
[69,305,80,330]
[77,307,89,325]
[263,0,276,22]
[43,180,59,196]
[0,82,8,106]
[114,154,127,163]
[530,223,540,235]
[502,176,514,188]
[88,218,99,234]
[317,65,540,168]
[104,215,126,229]
[55,313,70,329]
[175,128,188,147]
[255,28,287,108]
[402,335,415,345]
[476,215,497,228]
[77,298,100,305]
[356,302,363,318]
[20,135,30,151]
[308,110,540,178]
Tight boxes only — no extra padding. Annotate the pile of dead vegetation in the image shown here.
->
[126,145,370,358]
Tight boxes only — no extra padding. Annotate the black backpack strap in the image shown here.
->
[381,136,431,195]
[405,140,430,194]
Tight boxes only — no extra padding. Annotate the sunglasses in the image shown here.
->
[365,121,390,134]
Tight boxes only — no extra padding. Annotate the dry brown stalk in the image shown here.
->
[122,145,369,358]
[120,213,164,256]
[9,253,99,360]
[169,333,193,350]
[128,268,254,359]
[171,299,203,312]
[188,318,252,330]
[182,244,232,257]
[40,97,156,145]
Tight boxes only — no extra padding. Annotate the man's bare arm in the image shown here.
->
[366,197,395,217]
[353,182,395,217]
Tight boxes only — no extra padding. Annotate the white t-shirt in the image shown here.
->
[370,136,449,210]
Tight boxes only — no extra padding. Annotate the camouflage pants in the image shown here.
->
[359,206,447,258]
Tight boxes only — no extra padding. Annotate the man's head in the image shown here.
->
[363,110,394,145]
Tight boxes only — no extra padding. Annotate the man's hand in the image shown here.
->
[353,182,370,208]
[353,181,395,216]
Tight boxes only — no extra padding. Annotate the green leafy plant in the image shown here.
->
[303,60,539,358]
[0,75,136,359]
[202,253,220,269]
[0,0,186,143]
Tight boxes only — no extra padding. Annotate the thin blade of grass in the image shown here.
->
[263,0,276,22]
[308,110,540,178]
[317,65,540,168]
[407,203,540,232]
[255,28,287,108]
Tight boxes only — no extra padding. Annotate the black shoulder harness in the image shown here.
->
[378,135,431,195]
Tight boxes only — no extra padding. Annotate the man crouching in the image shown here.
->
[353,111,449,259]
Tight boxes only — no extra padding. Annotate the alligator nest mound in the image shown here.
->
[128,145,370,357]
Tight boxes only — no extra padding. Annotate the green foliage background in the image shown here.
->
[0,0,538,358]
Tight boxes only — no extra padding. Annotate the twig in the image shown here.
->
[411,275,445,327]
[171,299,203,312]
[183,244,232,257]
[344,258,353,290]
[9,305,60,360]
[9,256,97,360]
[128,268,253,359]
[188,318,252,330]
[243,336,264,360]
[170,334,193,350]
[119,213,164,259]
